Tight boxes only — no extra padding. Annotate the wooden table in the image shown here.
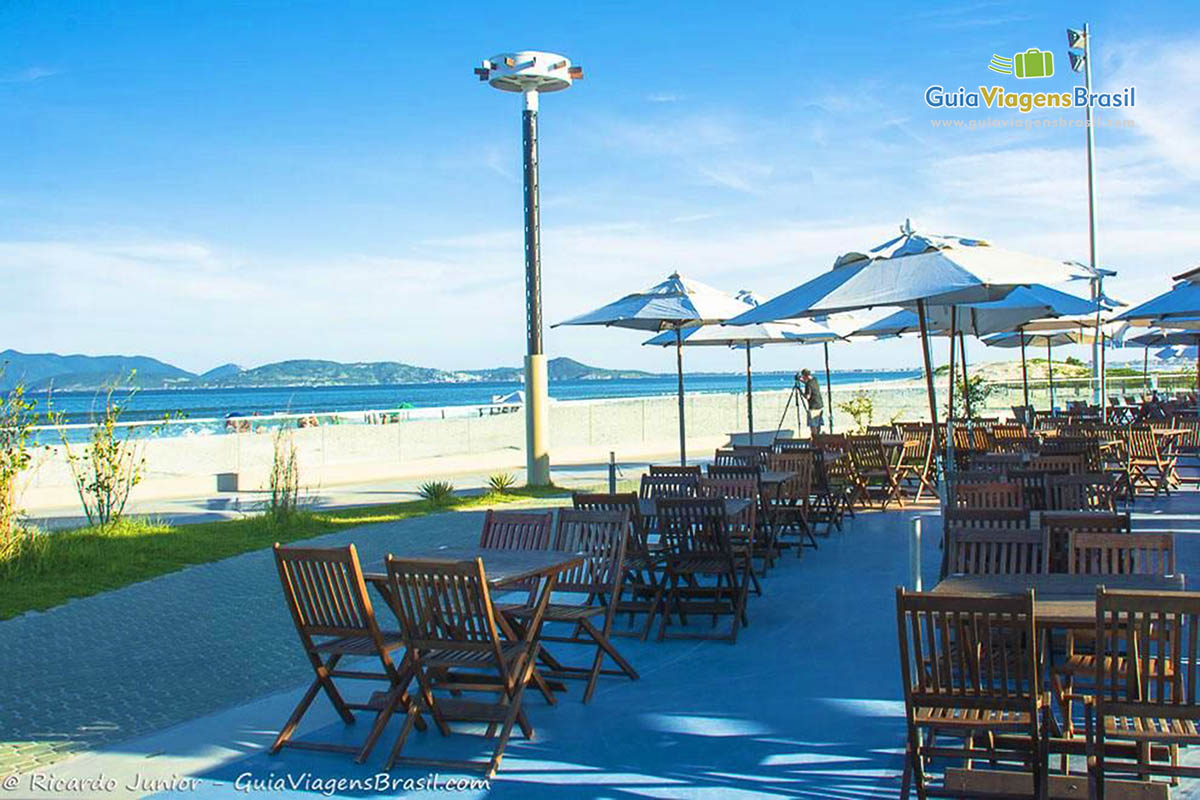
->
[363,547,584,702]
[363,546,582,589]
[932,573,1187,629]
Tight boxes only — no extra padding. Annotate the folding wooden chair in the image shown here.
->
[479,509,553,550]
[1123,426,1172,496]
[949,481,1025,511]
[572,492,662,641]
[384,557,546,777]
[507,509,638,703]
[1045,473,1119,512]
[1089,588,1200,792]
[731,444,772,468]
[766,450,817,551]
[896,588,1049,799]
[945,527,1048,575]
[699,476,764,593]
[271,544,418,762]
[1066,531,1175,576]
[846,434,902,509]
[655,497,751,643]
[639,473,699,500]
[712,449,755,468]
[940,509,1033,579]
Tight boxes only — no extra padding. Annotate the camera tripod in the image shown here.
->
[772,376,809,444]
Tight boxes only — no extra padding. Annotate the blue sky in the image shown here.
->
[1,0,1197,374]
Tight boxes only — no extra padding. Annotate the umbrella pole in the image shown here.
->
[917,300,940,430]
[1143,346,1148,395]
[1100,332,1107,417]
[823,341,834,434]
[1020,328,1030,413]
[1195,336,1199,397]
[675,327,687,466]
[946,308,958,478]
[959,331,972,420]
[1048,339,1055,415]
[745,346,754,440]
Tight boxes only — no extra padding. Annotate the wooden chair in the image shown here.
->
[766,451,817,551]
[648,464,702,479]
[941,509,1033,579]
[1006,468,1064,511]
[945,528,1048,575]
[1042,511,1132,574]
[699,476,765,591]
[866,424,896,439]
[731,444,772,468]
[1066,531,1175,576]
[383,556,545,777]
[506,510,638,703]
[1089,588,1200,791]
[846,434,903,509]
[639,473,699,500]
[1045,473,1119,512]
[705,463,760,481]
[271,544,417,762]
[894,424,938,501]
[713,448,755,468]
[773,438,813,453]
[655,497,751,643]
[572,492,662,641]
[969,452,1027,473]
[479,509,554,604]
[949,481,1025,511]
[1123,426,1171,496]
[479,509,553,550]
[896,588,1049,799]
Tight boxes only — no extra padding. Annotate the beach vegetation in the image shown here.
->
[418,480,455,505]
[266,427,301,522]
[488,472,518,494]
[0,381,44,565]
[58,380,155,528]
[948,374,997,420]
[837,391,874,433]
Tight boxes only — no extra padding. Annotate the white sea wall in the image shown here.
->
[17,379,1095,512]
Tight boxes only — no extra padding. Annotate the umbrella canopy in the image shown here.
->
[1127,329,1200,348]
[1157,345,1199,360]
[555,272,755,464]
[1115,272,1200,324]
[644,319,841,438]
[729,224,1081,325]
[848,285,1101,339]
[983,330,1097,348]
[556,272,753,331]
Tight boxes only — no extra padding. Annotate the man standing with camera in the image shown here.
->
[799,368,824,437]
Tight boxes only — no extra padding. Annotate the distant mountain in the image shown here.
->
[203,359,454,387]
[0,350,194,391]
[0,350,659,391]
[462,357,656,383]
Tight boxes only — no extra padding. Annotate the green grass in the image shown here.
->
[0,485,571,620]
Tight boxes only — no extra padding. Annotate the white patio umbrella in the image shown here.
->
[729,222,1080,432]
[644,318,841,438]
[555,272,755,464]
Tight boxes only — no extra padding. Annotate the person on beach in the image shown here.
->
[800,368,824,436]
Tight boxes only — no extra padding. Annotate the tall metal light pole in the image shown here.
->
[1067,24,1101,406]
[475,51,582,487]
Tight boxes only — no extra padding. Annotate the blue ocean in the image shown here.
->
[34,370,920,433]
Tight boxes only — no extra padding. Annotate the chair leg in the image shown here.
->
[271,653,352,754]
[383,705,423,770]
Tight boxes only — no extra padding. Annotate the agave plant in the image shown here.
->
[488,472,517,494]
[418,480,455,506]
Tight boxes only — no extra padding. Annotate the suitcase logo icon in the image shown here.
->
[988,48,1055,79]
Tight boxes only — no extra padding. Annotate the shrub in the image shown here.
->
[837,391,874,434]
[488,472,517,494]
[0,381,39,560]
[267,427,300,523]
[59,381,150,528]
[418,480,455,506]
[947,375,997,421]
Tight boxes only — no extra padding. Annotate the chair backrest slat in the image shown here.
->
[946,528,1048,575]
[639,473,699,500]
[1068,531,1176,576]
[553,509,629,596]
[573,492,648,555]
[386,557,502,654]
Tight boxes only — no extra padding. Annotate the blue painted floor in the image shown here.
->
[29,492,1200,799]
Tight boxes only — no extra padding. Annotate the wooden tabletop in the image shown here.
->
[758,469,796,486]
[362,547,583,588]
[932,573,1187,628]
[638,497,753,518]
